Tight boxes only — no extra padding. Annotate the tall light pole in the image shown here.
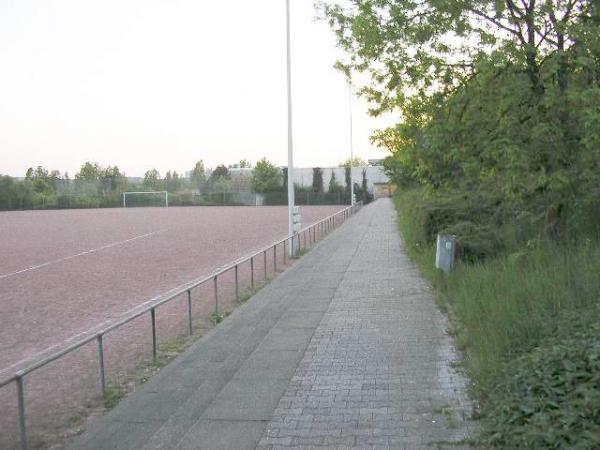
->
[348,81,354,205]
[286,0,296,254]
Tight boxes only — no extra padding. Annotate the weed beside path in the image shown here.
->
[394,190,600,449]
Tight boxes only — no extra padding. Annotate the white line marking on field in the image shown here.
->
[0,284,181,375]
[0,231,160,280]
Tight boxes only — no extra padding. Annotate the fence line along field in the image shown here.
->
[0,205,343,448]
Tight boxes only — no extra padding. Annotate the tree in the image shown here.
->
[282,167,288,188]
[0,175,17,209]
[344,166,352,201]
[323,0,600,236]
[76,162,102,183]
[190,160,206,190]
[339,156,367,168]
[361,168,371,203]
[322,1,593,112]
[210,165,230,181]
[312,167,324,193]
[165,171,182,192]
[239,159,252,168]
[251,158,282,193]
[25,166,58,194]
[329,169,342,193]
[144,169,162,190]
[100,166,125,194]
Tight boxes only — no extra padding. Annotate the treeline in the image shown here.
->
[0,157,373,210]
[325,0,600,447]
[0,163,129,210]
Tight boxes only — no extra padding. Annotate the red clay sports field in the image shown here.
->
[0,205,343,448]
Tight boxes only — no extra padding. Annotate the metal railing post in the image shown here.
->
[213,276,219,316]
[151,308,157,361]
[283,239,287,265]
[16,375,27,450]
[274,245,277,272]
[97,335,106,394]
[187,290,193,335]
[263,250,267,280]
[250,257,254,290]
[234,265,239,302]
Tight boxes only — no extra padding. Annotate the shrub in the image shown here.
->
[481,310,600,449]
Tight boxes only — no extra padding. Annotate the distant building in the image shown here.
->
[183,165,390,195]
[288,166,389,194]
[373,182,397,199]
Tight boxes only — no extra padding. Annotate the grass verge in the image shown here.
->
[394,190,600,449]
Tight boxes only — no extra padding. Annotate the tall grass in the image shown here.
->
[448,242,600,393]
[394,190,600,388]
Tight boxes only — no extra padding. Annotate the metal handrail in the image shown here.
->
[0,201,363,449]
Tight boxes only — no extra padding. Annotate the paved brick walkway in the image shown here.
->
[256,199,473,450]
[69,199,473,450]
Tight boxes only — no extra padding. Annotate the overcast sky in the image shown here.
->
[0,0,393,177]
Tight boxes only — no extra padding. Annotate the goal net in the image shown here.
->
[122,191,169,208]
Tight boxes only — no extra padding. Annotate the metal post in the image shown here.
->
[313,226,316,244]
[16,376,27,450]
[274,245,277,272]
[283,239,287,265]
[151,308,157,361]
[250,257,254,290]
[263,250,267,280]
[234,265,239,302]
[348,81,355,206]
[213,276,219,316]
[286,0,296,258]
[97,335,106,394]
[187,290,193,335]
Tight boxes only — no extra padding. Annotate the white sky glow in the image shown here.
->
[0,0,392,177]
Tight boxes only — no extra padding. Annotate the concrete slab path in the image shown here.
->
[69,199,474,450]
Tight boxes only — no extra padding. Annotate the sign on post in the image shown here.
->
[292,206,302,255]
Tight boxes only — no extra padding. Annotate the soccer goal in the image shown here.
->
[122,191,169,208]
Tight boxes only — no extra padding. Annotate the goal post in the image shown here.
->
[122,191,169,208]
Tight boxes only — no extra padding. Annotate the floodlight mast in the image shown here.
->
[286,0,295,256]
[348,81,354,206]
